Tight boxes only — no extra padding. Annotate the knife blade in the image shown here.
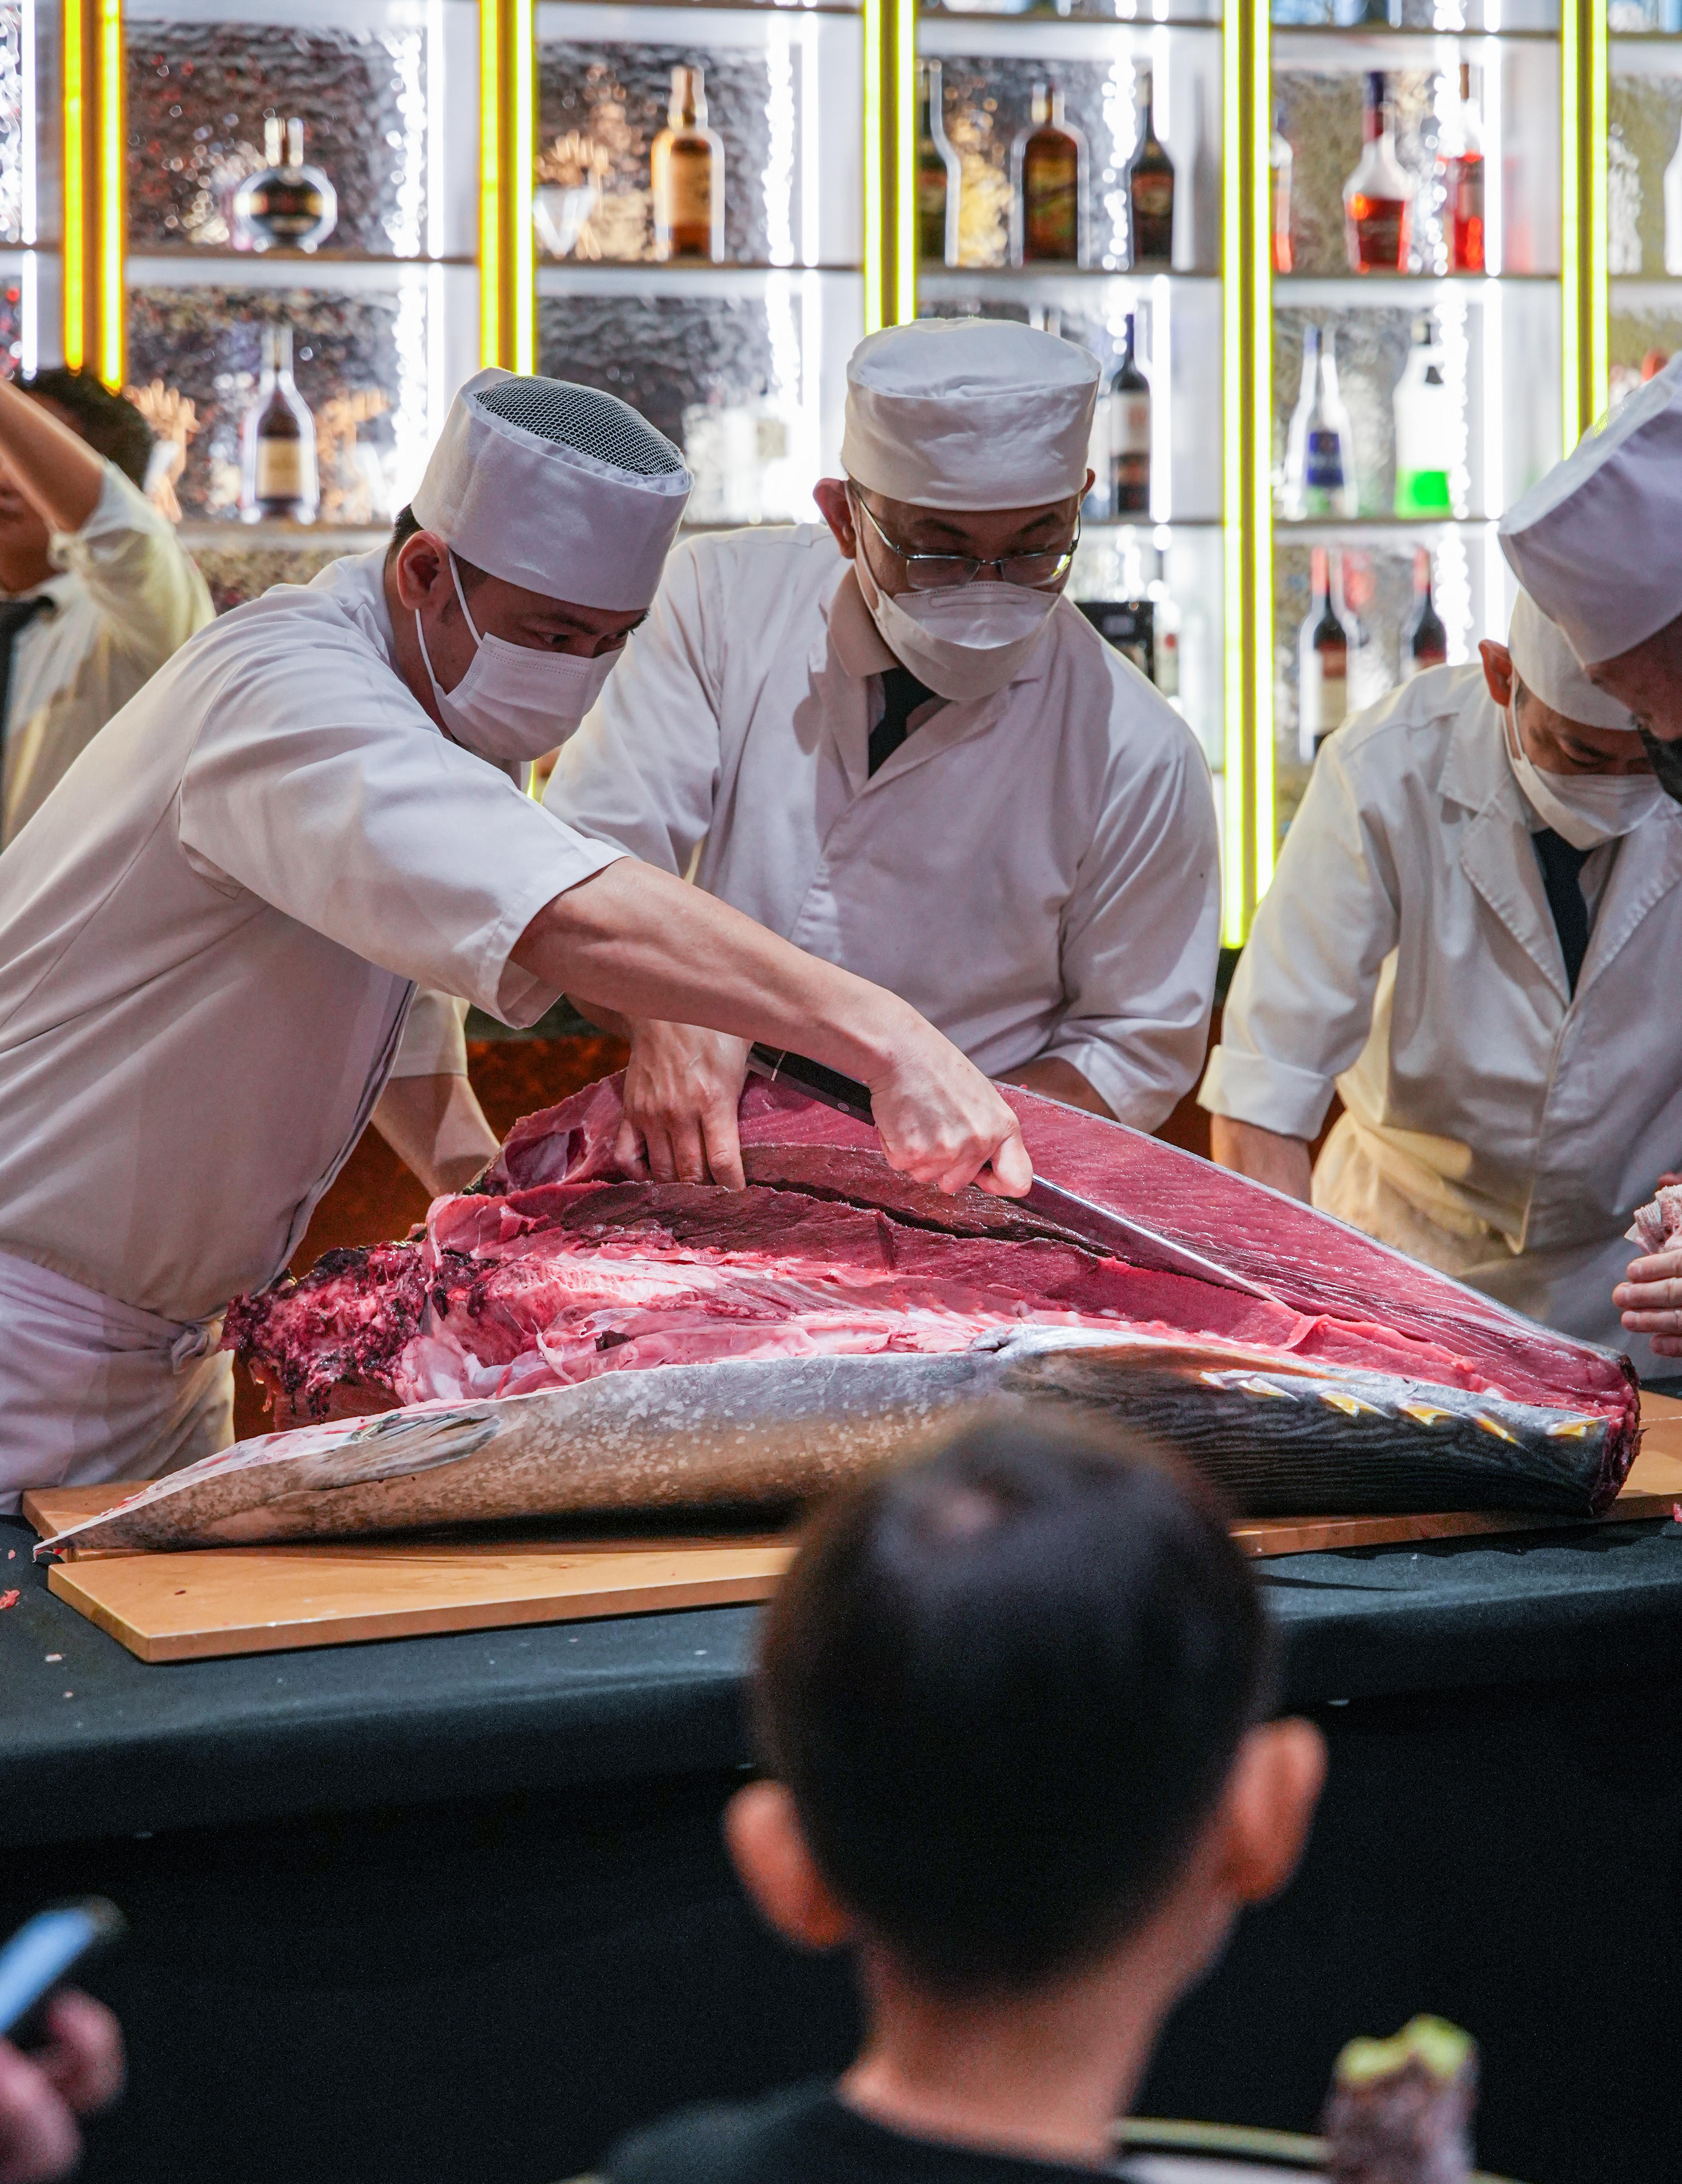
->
[745,1045,1280,1304]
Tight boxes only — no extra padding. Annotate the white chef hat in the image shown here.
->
[840,318,1099,511]
[411,368,692,611]
[1498,355,1682,666]
[1506,588,1638,731]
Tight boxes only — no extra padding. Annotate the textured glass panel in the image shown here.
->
[1273,69,1461,277]
[0,266,20,365]
[1608,69,1682,276]
[1611,296,1682,407]
[537,42,771,263]
[929,0,1219,20]
[187,537,378,615]
[126,286,411,523]
[0,1,21,247]
[1274,304,1415,513]
[126,23,428,255]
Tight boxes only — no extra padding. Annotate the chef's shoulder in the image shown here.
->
[1316,659,1484,809]
[1048,596,1210,782]
[654,520,842,633]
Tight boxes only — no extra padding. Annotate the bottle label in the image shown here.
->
[256,439,305,499]
[918,159,948,259]
[1132,173,1173,221]
[1305,429,1345,490]
[667,153,712,231]
[1112,454,1150,516]
[1112,393,1151,455]
[1348,195,1408,271]
[1023,162,1080,259]
[1302,656,1347,747]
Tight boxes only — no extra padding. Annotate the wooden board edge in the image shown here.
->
[48,1561,787,1664]
[1230,1492,1679,1560]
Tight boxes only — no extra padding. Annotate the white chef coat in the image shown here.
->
[0,462,213,844]
[544,524,1220,1128]
[1199,663,1682,1366]
[0,548,624,1498]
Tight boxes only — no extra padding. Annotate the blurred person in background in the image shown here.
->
[0,367,212,847]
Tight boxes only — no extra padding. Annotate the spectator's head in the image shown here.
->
[17,369,155,489]
[726,1413,1323,2022]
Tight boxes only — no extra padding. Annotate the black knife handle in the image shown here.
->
[748,1045,875,1123]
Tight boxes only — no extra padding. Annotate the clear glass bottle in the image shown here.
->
[1108,312,1152,520]
[1343,73,1412,274]
[1270,103,1294,276]
[652,65,725,263]
[1283,324,1357,521]
[1401,548,1449,680]
[917,61,962,269]
[1012,84,1087,267]
[1392,314,1452,517]
[1299,545,1353,763]
[232,118,337,256]
[1125,71,1175,268]
[240,325,318,525]
[1441,63,1485,274]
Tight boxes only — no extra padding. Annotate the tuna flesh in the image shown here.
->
[41,1076,1640,1557]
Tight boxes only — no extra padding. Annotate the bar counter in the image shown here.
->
[5,1506,1681,2184]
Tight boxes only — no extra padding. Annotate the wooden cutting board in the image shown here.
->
[25,1394,1682,1665]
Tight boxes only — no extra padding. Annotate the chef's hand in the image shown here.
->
[868,1030,1032,1199]
[1615,1246,1682,1356]
[0,1994,124,2184]
[615,1022,751,1189]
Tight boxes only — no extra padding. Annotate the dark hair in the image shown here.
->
[755,1413,1274,1997]
[19,368,154,488]
[387,504,488,591]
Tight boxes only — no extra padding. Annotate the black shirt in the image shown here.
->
[600,2082,1123,2184]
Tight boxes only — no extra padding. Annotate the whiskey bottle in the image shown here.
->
[240,325,318,525]
[1343,72,1412,274]
[1270,103,1294,276]
[1012,84,1087,267]
[917,61,962,268]
[1441,64,1485,274]
[1298,546,1353,762]
[1125,71,1175,268]
[1108,313,1152,519]
[232,118,337,256]
[1283,324,1357,521]
[652,65,725,263]
[1401,548,1449,679]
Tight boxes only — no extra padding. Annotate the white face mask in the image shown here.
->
[1503,705,1667,850]
[415,551,620,762]
[856,553,1059,702]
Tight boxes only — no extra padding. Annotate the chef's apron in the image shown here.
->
[0,1250,233,1514]
[1313,1113,1662,1375]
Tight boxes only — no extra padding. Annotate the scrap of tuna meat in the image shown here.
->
[1627,1182,1682,1257]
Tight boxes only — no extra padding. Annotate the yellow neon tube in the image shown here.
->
[479,0,502,366]
[1559,0,1580,448]
[1585,0,1607,427]
[862,0,884,333]
[1219,0,1245,943]
[893,0,916,324]
[97,0,123,389]
[509,0,535,372]
[62,0,85,370]
[1247,0,1274,907]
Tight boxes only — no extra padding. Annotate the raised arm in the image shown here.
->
[0,375,107,535]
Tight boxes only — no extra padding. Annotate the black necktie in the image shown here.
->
[1532,826,1592,996]
[868,663,937,777]
[0,594,53,786]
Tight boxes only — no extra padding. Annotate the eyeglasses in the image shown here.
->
[850,487,1080,593]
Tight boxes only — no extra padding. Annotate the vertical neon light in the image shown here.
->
[1220,0,1244,941]
[893,0,915,324]
[62,0,85,370]
[1247,0,1273,909]
[479,0,502,365]
[862,0,884,332]
[1584,0,1607,429]
[96,0,122,389]
[509,0,534,372]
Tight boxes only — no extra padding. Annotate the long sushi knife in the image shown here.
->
[746,1045,1282,1304]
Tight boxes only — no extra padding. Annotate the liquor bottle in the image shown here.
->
[1440,63,1485,274]
[232,117,337,255]
[917,61,962,268]
[1270,103,1294,276]
[1125,71,1175,267]
[1109,314,1152,519]
[1343,73,1412,274]
[1392,314,1452,517]
[1298,546,1352,763]
[1012,84,1087,267]
[1283,324,1357,520]
[652,65,725,262]
[240,325,318,525]
[1401,548,1449,680]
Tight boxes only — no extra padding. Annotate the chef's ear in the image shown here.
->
[724,1779,855,1952]
[1216,1718,1327,1907]
[813,478,858,563]
[1479,639,1515,711]
[390,528,455,612]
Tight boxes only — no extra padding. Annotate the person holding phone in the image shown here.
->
[0,1994,123,2184]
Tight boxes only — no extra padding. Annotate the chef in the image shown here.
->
[0,366,212,843]
[0,368,1028,1507]
[544,316,1220,1189]
[1494,357,1682,1357]
[1199,589,1682,1367]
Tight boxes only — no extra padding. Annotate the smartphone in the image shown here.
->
[0,1900,126,2045]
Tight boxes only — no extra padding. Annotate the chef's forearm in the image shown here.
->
[518,861,914,1084]
[1000,1054,1115,1120]
[1209,1114,1313,1201]
[0,374,107,534]
[371,1072,500,1198]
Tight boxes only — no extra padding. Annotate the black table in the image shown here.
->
[7,1508,1682,2184]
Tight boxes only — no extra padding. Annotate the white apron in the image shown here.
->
[0,1251,232,1514]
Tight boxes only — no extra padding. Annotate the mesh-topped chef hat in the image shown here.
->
[1506,588,1638,731]
[840,318,1099,511]
[411,368,691,611]
[1498,354,1682,666]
